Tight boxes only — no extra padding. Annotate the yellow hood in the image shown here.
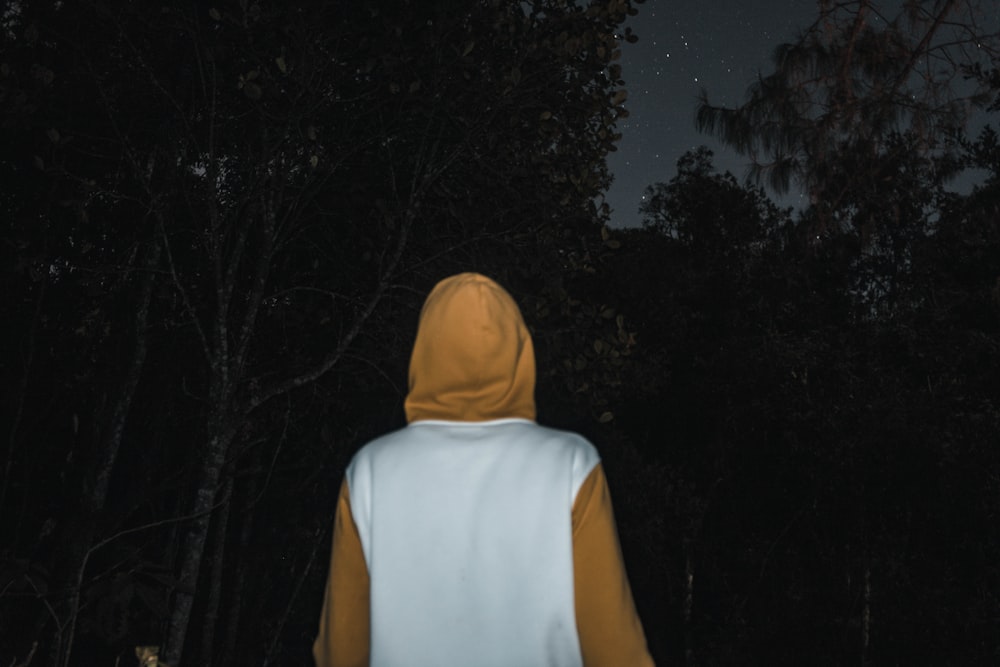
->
[404,273,536,423]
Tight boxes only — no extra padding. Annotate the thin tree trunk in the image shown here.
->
[50,242,160,667]
[262,524,327,667]
[200,475,233,666]
[220,468,258,667]
[163,414,236,667]
[1,273,46,525]
[683,540,695,667]
[861,562,871,666]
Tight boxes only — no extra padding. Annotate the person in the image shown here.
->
[313,272,654,667]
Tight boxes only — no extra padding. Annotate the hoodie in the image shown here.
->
[313,273,654,667]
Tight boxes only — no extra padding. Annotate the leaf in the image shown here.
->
[46,128,60,143]
[33,155,44,170]
[462,41,475,57]
[209,8,221,20]
[598,411,614,423]
[275,56,287,73]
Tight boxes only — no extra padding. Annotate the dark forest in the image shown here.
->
[2,1,998,665]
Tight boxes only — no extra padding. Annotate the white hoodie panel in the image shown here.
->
[346,418,600,667]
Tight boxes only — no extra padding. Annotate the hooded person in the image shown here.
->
[313,273,654,667]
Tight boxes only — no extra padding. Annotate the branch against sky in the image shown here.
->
[696,0,999,205]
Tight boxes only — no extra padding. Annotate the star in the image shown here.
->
[606,0,815,227]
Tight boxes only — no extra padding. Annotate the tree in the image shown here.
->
[696,0,998,231]
[618,133,999,662]
[640,147,789,265]
[0,0,644,664]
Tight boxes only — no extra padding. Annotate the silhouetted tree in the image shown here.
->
[696,0,997,233]
[0,0,644,664]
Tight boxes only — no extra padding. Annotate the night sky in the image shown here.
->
[607,1,817,227]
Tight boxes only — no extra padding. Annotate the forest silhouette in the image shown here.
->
[1,1,998,665]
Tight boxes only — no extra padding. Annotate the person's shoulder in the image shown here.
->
[530,422,595,445]
[526,423,601,465]
[522,423,601,496]
[346,426,411,470]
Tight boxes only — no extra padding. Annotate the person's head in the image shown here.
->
[404,273,536,423]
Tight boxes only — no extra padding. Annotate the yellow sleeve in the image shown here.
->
[313,478,370,667]
[572,464,655,667]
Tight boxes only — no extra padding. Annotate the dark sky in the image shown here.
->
[606,1,817,227]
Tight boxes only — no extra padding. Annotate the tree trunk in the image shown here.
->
[163,412,236,666]
[221,471,258,667]
[200,475,233,665]
[683,540,695,667]
[861,562,871,666]
[262,524,327,666]
[1,272,46,523]
[47,242,160,667]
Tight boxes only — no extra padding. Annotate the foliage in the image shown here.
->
[0,0,643,664]
[3,0,1000,665]
[609,141,1000,663]
[640,146,790,262]
[696,0,998,227]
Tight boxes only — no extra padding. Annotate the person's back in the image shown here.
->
[313,273,654,667]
